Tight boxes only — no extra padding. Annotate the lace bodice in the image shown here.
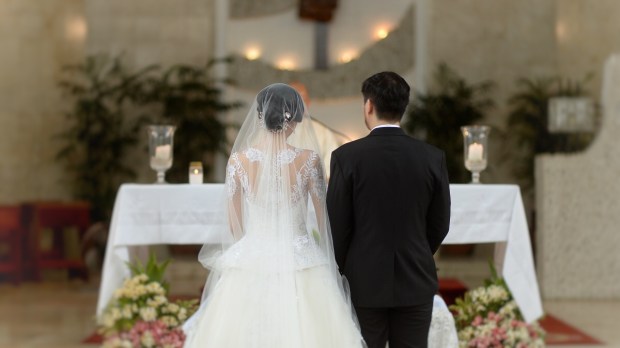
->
[221,147,328,270]
[226,147,325,205]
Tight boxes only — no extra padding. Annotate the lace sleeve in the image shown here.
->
[305,151,328,240]
[226,153,244,240]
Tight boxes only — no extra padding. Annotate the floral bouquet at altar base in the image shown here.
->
[98,254,198,348]
[449,264,546,348]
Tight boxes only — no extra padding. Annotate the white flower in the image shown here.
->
[101,313,115,328]
[122,305,133,319]
[141,331,155,348]
[139,307,157,321]
[110,308,122,321]
[161,315,179,327]
[487,285,509,302]
[167,303,179,313]
[178,308,187,321]
[146,282,165,295]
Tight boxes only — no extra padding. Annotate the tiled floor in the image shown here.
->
[1,280,619,348]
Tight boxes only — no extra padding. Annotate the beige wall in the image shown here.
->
[426,0,558,185]
[0,0,85,203]
[536,54,620,299]
[556,0,620,99]
[85,0,215,68]
[84,0,217,183]
[1,0,619,210]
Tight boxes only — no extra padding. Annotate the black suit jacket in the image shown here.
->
[326,127,451,308]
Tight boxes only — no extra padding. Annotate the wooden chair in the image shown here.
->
[22,202,91,281]
[0,206,23,284]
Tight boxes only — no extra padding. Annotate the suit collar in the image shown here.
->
[369,127,406,137]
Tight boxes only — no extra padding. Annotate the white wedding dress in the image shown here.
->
[183,146,364,348]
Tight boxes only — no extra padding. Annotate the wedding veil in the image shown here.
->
[187,83,359,344]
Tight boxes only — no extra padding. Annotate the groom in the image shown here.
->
[327,72,451,348]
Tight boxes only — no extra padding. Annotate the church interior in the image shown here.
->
[1,0,620,347]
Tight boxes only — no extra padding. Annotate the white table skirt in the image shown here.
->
[97,183,543,323]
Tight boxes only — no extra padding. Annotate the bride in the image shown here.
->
[183,83,365,347]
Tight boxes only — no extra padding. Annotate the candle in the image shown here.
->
[154,145,171,160]
[189,162,203,184]
[150,144,172,170]
[467,143,484,162]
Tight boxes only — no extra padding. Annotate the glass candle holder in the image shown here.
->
[148,125,176,184]
[189,162,204,184]
[461,125,490,184]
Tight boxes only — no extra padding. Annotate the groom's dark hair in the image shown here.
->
[361,71,410,121]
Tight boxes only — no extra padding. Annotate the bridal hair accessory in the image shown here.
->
[256,83,304,133]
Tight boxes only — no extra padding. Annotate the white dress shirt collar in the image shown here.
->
[371,124,401,131]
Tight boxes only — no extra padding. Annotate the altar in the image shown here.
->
[97,183,543,323]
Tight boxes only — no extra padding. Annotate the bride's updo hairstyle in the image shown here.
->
[256,83,304,133]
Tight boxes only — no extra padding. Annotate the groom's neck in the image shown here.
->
[368,119,400,130]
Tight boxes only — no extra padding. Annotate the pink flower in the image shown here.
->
[114,320,185,348]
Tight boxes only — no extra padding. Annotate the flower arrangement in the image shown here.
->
[98,254,198,348]
[450,264,545,348]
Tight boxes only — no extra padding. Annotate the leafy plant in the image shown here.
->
[126,252,171,293]
[58,55,241,221]
[507,76,597,190]
[144,60,242,183]
[57,55,155,222]
[99,255,198,346]
[450,261,545,347]
[403,63,495,183]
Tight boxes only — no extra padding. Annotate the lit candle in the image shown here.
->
[155,145,171,160]
[189,162,203,184]
[150,144,172,170]
[467,143,484,161]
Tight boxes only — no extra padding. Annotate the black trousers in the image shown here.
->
[355,301,433,348]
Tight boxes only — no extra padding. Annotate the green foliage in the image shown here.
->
[126,252,171,293]
[144,60,243,183]
[450,261,514,329]
[99,259,199,337]
[57,55,154,221]
[507,76,597,190]
[403,63,495,183]
[58,55,241,221]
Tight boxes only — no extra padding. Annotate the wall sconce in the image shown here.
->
[555,21,568,43]
[374,26,390,40]
[338,51,357,64]
[276,58,296,70]
[245,47,261,61]
[65,15,87,42]
[548,97,595,133]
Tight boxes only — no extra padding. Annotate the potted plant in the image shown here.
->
[143,60,242,184]
[57,55,155,223]
[403,63,495,184]
[403,63,495,256]
[506,76,597,192]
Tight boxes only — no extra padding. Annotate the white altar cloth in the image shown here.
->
[97,183,542,323]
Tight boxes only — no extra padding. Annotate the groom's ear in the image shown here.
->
[364,99,375,117]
